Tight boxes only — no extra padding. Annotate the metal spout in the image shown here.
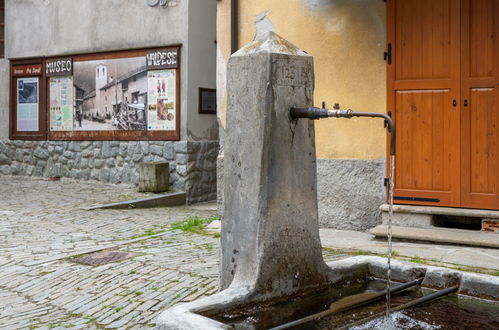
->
[289,106,396,156]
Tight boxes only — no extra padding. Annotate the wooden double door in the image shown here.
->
[388,0,499,209]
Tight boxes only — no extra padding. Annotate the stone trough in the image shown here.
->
[156,18,499,330]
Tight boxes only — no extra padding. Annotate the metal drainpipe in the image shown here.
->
[231,0,238,54]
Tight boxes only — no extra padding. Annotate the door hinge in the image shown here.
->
[384,43,392,64]
[384,111,392,130]
[384,178,390,187]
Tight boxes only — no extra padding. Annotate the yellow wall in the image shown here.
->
[217,0,387,160]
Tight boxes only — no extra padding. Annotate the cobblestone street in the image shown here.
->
[0,175,222,329]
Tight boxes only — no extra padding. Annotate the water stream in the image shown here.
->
[385,155,395,320]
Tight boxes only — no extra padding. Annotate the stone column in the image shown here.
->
[221,29,332,300]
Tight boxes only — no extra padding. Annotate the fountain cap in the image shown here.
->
[233,11,310,57]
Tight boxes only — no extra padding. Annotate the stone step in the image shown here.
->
[369,225,499,248]
[86,191,186,210]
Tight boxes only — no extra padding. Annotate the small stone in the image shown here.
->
[33,148,50,160]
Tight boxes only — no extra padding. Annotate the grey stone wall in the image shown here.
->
[316,158,386,230]
[216,154,386,231]
[0,140,218,204]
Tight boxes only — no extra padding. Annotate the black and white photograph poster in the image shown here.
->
[73,56,148,131]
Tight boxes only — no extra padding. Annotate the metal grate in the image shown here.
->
[71,250,135,266]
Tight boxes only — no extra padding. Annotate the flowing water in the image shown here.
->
[385,154,396,321]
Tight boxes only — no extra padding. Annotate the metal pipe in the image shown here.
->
[269,278,423,330]
[231,0,238,54]
[289,107,396,156]
[337,285,459,330]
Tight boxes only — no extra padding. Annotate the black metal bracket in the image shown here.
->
[384,43,392,64]
[394,196,440,203]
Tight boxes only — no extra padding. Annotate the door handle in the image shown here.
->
[452,99,457,107]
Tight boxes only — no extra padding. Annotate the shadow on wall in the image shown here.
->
[302,0,370,11]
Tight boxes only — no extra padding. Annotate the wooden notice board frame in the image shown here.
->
[48,46,181,141]
[10,58,47,140]
[9,45,182,141]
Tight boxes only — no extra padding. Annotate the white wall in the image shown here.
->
[186,0,218,141]
[1,0,217,141]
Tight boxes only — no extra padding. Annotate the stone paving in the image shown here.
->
[0,175,223,329]
[0,175,347,329]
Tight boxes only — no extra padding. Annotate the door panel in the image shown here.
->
[388,0,461,206]
[395,0,453,80]
[461,0,499,209]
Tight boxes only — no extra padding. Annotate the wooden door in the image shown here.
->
[388,0,462,206]
[460,0,499,209]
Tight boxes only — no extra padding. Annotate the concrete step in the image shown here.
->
[86,191,186,210]
[370,225,499,248]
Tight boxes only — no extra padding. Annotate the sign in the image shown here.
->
[46,58,73,77]
[147,69,176,131]
[146,49,178,69]
[12,64,43,77]
[49,77,74,131]
[199,88,216,114]
[16,77,39,131]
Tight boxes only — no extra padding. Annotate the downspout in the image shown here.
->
[231,0,238,54]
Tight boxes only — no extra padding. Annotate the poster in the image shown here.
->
[147,69,176,131]
[72,56,147,131]
[16,77,39,131]
[50,76,74,131]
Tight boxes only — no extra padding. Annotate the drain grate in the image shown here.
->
[71,249,135,266]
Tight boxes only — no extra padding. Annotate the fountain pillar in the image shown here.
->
[220,26,331,299]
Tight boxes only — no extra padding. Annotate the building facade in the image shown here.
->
[217,0,499,230]
[0,0,219,203]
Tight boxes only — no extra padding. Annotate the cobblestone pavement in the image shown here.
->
[0,175,223,329]
[0,175,347,329]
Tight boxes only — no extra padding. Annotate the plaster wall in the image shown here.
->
[217,0,387,160]
[186,0,218,141]
[2,0,217,141]
[0,60,9,140]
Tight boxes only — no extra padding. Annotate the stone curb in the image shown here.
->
[155,256,499,329]
[86,191,186,210]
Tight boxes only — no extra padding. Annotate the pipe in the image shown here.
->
[289,107,396,156]
[269,278,423,330]
[231,0,238,54]
[337,285,459,330]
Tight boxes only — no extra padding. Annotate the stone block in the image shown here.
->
[138,162,170,193]
[33,147,49,160]
[174,141,187,153]
[381,210,433,228]
[163,142,175,160]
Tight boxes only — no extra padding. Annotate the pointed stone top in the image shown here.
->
[233,11,310,57]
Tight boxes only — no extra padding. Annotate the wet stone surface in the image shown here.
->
[71,250,136,266]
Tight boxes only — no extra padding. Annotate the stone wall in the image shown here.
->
[316,158,386,230]
[216,154,386,231]
[0,140,218,204]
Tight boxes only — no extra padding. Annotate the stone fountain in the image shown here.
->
[156,15,499,330]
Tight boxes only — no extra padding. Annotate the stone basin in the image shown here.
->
[157,256,499,329]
